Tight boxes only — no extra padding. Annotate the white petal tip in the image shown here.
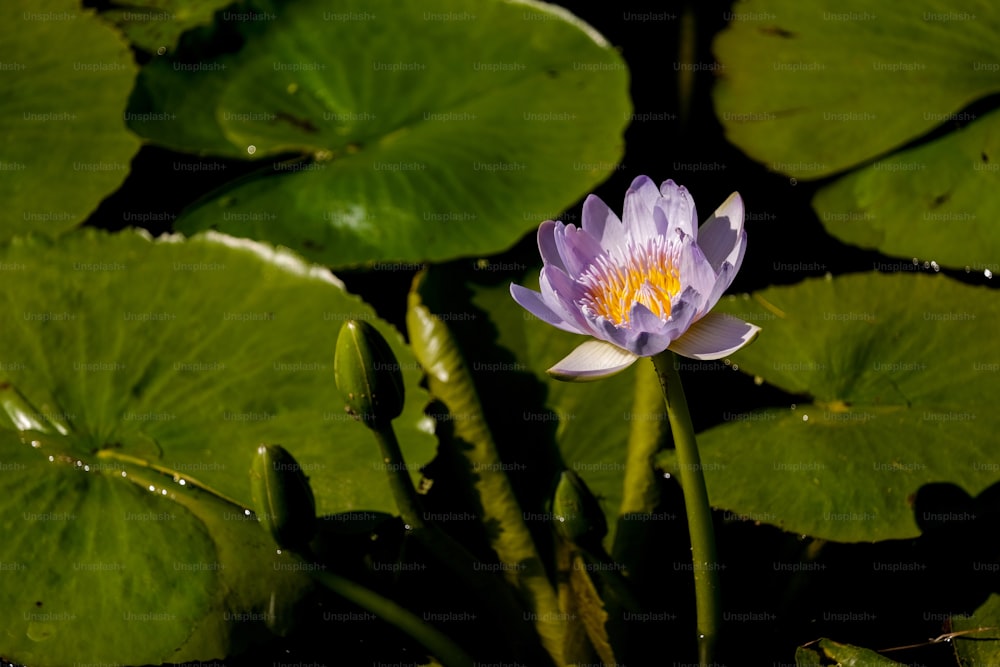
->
[669,314,761,361]
[546,340,639,382]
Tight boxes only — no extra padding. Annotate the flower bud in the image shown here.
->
[552,469,607,544]
[250,444,316,550]
[334,320,405,427]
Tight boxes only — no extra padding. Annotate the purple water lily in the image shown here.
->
[511,176,760,381]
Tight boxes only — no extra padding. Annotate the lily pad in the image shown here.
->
[713,0,1000,178]
[128,0,630,267]
[102,0,238,53]
[795,638,906,666]
[0,0,140,241]
[712,0,1000,268]
[0,229,436,663]
[657,272,1000,542]
[813,107,1000,271]
[952,594,1000,667]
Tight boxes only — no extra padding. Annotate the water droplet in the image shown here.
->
[911,258,919,265]
[802,414,809,422]
[178,479,186,486]
[27,621,56,641]
[121,471,127,478]
[75,460,82,467]
[753,375,763,385]
[790,404,797,410]
[247,145,257,155]
[732,364,739,371]
[244,509,251,516]
[83,465,89,472]
[148,485,155,492]
[789,178,798,186]
[930,261,940,272]
[156,46,166,56]
[922,261,930,269]
[30,440,40,448]
[965,266,972,273]
[48,455,54,462]
[161,489,167,496]
[986,269,994,279]
[663,472,671,479]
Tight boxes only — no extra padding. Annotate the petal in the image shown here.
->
[547,340,639,382]
[538,220,567,273]
[622,303,675,356]
[674,237,718,315]
[702,260,738,314]
[698,192,745,273]
[510,283,581,334]
[668,312,761,360]
[622,175,663,242]
[554,222,606,277]
[581,194,625,250]
[539,266,594,333]
[655,180,698,240]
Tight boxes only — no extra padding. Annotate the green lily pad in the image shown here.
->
[102,0,238,53]
[795,638,906,666]
[712,0,1000,268]
[657,272,1000,542]
[952,594,1000,666]
[813,107,1000,271]
[713,0,1000,179]
[128,0,630,267]
[0,229,436,663]
[0,0,140,241]
[0,427,312,666]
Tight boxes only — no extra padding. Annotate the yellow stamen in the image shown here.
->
[580,240,680,327]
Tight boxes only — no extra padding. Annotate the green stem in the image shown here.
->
[305,558,474,667]
[651,351,719,666]
[372,426,427,531]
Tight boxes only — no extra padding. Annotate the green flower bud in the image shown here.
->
[250,444,316,550]
[334,320,405,427]
[552,469,607,544]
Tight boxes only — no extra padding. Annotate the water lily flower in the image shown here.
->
[511,176,760,381]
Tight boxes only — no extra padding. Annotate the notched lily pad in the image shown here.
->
[128,0,631,267]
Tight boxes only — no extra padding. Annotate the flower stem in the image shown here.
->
[651,351,719,666]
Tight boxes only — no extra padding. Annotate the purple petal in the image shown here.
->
[510,283,581,334]
[539,266,593,333]
[702,260,739,313]
[673,238,718,315]
[581,194,625,250]
[547,340,639,382]
[668,312,761,360]
[622,303,675,356]
[538,220,567,274]
[698,192,745,273]
[622,175,663,242]
[655,180,698,240]
[662,290,699,339]
[554,222,606,277]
